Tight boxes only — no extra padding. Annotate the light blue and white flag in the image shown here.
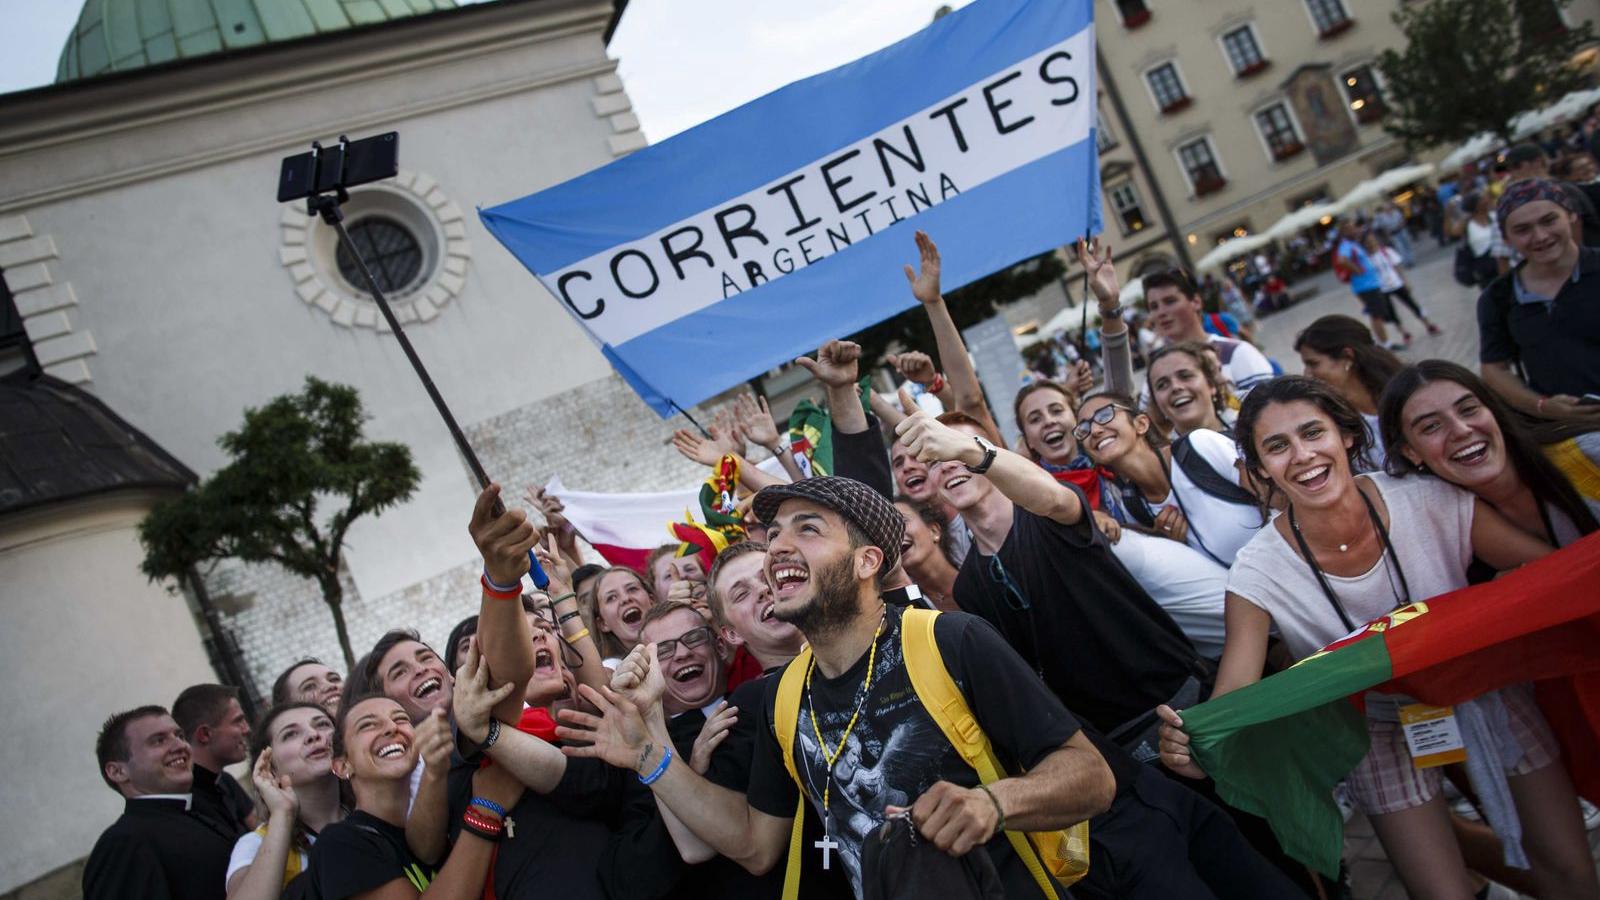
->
[481,0,1100,416]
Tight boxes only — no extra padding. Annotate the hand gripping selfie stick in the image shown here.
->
[279,133,548,588]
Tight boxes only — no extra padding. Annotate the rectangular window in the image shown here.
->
[1221,26,1266,75]
[1107,182,1148,234]
[1116,0,1152,28]
[1306,0,1352,35]
[1096,108,1117,153]
[1178,138,1226,196]
[1255,104,1304,160]
[1146,62,1188,113]
[1341,65,1386,123]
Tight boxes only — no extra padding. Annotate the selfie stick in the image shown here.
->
[299,137,549,588]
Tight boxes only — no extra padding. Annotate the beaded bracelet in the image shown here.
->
[480,573,522,601]
[469,796,507,817]
[638,746,674,785]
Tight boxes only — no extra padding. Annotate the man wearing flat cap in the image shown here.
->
[561,476,1304,898]
[559,475,1118,898]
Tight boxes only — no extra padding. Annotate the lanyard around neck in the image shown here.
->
[1287,488,1411,633]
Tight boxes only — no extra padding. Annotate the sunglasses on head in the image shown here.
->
[1072,403,1133,442]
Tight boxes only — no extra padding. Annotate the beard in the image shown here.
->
[774,552,862,641]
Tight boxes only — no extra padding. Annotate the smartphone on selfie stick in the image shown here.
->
[278,132,549,589]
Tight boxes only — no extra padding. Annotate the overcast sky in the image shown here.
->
[0,0,970,141]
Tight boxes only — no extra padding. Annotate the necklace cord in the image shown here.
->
[1289,487,1411,633]
[804,607,887,828]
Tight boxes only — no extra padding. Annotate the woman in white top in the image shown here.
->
[1295,314,1402,472]
[1465,191,1513,281]
[1378,360,1600,552]
[1157,377,1597,899]
[1362,231,1442,336]
[1145,342,1237,439]
[1076,390,1262,567]
[226,702,345,899]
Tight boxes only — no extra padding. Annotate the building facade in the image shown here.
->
[0,2,755,893]
[1091,0,1600,280]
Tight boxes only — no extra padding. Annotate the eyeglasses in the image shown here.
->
[655,625,715,658]
[986,556,1031,611]
[1072,403,1132,442]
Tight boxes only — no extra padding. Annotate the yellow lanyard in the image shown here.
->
[804,610,885,829]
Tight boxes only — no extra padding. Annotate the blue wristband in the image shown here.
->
[638,746,673,785]
[482,569,521,593]
[469,796,507,817]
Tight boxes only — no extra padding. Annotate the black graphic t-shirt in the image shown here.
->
[301,809,436,899]
[745,607,1080,899]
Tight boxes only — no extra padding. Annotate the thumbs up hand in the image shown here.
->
[893,386,982,468]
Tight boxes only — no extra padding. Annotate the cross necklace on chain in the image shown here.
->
[804,606,886,870]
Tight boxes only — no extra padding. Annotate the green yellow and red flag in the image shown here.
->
[1180,531,1600,877]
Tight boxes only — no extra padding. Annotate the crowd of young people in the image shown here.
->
[87,211,1600,899]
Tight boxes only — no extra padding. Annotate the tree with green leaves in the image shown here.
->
[1378,0,1595,147]
[848,248,1066,366]
[140,377,419,669]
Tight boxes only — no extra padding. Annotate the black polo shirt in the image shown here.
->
[1478,246,1600,397]
[83,797,236,900]
[951,486,1207,734]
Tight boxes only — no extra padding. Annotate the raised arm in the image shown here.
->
[451,642,571,793]
[734,393,806,482]
[796,339,868,435]
[895,394,1085,526]
[226,751,300,900]
[468,485,538,725]
[1075,238,1136,397]
[404,709,461,867]
[903,231,1005,441]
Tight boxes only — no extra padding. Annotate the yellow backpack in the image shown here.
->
[1547,437,1600,506]
[772,607,1090,899]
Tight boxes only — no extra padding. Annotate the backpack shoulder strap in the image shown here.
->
[1547,437,1600,503]
[1172,435,1255,507]
[900,609,1064,898]
[773,652,810,900]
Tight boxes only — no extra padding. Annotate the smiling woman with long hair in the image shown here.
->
[225,703,346,899]
[300,695,521,899]
[1157,377,1598,899]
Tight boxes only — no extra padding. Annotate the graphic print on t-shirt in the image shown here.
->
[794,628,957,895]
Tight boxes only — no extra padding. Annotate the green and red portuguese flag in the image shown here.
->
[1181,531,1600,877]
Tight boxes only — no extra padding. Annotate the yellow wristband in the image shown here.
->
[564,627,591,646]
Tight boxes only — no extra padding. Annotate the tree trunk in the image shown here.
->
[321,575,357,671]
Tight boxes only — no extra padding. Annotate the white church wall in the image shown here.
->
[0,493,219,893]
[0,2,722,699]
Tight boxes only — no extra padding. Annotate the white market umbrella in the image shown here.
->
[1334,163,1436,214]
[1195,232,1272,273]
[1440,132,1503,172]
[1040,304,1080,336]
[1267,201,1342,240]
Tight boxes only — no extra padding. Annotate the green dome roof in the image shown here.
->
[56,0,458,84]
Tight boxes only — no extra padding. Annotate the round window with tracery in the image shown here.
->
[335,217,424,295]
